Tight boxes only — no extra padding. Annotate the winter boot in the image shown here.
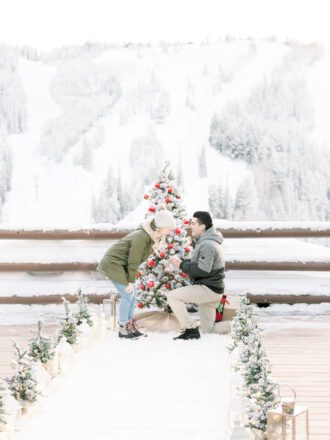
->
[118,322,140,339]
[173,327,201,340]
[130,317,147,338]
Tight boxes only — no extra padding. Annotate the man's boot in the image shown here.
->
[173,327,201,340]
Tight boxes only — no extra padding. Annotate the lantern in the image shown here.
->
[267,385,309,439]
[105,293,120,330]
[56,338,73,375]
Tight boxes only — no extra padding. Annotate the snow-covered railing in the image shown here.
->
[0,260,328,272]
[0,221,329,239]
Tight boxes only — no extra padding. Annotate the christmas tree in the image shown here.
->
[6,341,39,404]
[58,297,78,345]
[28,320,55,364]
[135,162,192,309]
[0,379,7,424]
[74,289,93,326]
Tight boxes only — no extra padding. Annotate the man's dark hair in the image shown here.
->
[193,211,213,230]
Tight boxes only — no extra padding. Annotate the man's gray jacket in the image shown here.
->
[180,226,225,293]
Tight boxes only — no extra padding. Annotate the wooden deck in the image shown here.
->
[1,322,330,438]
[262,325,330,439]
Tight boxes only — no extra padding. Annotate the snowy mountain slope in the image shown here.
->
[0,39,329,228]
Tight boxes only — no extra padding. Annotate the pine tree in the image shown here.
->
[74,289,93,326]
[198,145,208,178]
[58,298,78,345]
[28,320,55,364]
[135,162,192,309]
[0,379,7,424]
[6,341,39,404]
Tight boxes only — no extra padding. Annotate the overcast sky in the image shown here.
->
[0,0,329,51]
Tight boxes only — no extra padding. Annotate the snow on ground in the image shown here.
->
[14,331,230,440]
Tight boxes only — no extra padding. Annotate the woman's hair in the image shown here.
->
[193,211,213,230]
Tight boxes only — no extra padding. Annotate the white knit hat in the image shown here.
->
[154,210,176,228]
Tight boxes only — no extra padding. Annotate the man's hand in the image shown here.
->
[125,283,134,293]
[168,256,182,268]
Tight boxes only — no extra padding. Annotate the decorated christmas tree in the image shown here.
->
[58,297,78,345]
[0,380,7,424]
[28,320,55,364]
[74,289,93,326]
[135,161,192,309]
[6,341,39,404]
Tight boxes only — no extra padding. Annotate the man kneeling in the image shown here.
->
[168,211,225,340]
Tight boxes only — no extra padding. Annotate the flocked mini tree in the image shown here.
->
[0,380,7,424]
[58,297,78,345]
[135,161,192,309]
[228,297,278,436]
[28,320,55,364]
[6,341,39,404]
[74,289,93,326]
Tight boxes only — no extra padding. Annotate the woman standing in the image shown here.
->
[97,210,176,338]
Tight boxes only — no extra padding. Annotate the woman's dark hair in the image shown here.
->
[193,211,213,230]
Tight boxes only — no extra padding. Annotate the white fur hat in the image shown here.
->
[154,210,176,228]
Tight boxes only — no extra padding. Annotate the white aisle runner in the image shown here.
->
[16,332,230,440]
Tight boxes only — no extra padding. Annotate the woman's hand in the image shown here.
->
[125,283,134,293]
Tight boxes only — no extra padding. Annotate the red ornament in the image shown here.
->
[167,187,173,193]
[181,272,188,278]
[140,285,146,291]
[184,247,190,253]
[160,251,166,258]
[183,219,190,225]
[149,206,156,213]
[175,228,181,234]
[165,197,171,203]
[144,194,149,200]
[137,272,141,278]
[148,280,155,288]
[148,260,155,267]
[165,283,171,289]
[168,243,173,249]
[155,183,161,189]
[137,302,144,309]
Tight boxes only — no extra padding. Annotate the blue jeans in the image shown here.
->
[111,280,136,325]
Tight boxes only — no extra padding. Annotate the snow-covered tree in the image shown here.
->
[150,90,170,123]
[92,167,121,224]
[0,380,7,424]
[28,320,55,364]
[58,298,78,345]
[6,341,39,404]
[135,162,192,308]
[0,45,27,134]
[198,144,208,178]
[74,289,93,326]
[0,129,13,204]
[234,175,259,220]
[208,182,234,219]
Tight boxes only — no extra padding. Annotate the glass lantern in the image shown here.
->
[267,385,309,439]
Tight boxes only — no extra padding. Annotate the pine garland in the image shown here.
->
[5,340,39,404]
[28,320,55,364]
[227,297,278,435]
[74,289,93,326]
